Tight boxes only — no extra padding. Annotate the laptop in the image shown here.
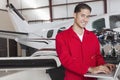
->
[84,63,120,80]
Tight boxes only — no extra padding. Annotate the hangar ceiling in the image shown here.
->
[0,0,106,23]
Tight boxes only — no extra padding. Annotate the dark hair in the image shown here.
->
[74,3,91,13]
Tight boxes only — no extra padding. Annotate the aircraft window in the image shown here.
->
[47,30,54,38]
[92,18,105,32]
[109,15,120,29]
[57,27,66,33]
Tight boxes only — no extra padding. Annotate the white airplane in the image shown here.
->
[4,4,75,57]
[6,3,120,56]
[8,3,120,56]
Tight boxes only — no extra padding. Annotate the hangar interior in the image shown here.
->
[0,0,119,62]
[0,0,120,80]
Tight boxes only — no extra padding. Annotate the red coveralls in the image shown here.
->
[56,26,105,80]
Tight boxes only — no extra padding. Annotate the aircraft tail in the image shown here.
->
[7,4,29,33]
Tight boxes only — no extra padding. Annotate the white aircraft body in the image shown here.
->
[0,3,120,80]
[4,4,120,57]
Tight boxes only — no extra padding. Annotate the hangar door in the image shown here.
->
[0,38,17,57]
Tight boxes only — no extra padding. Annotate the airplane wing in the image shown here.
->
[0,56,61,71]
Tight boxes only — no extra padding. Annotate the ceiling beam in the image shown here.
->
[49,0,53,22]
[103,0,107,13]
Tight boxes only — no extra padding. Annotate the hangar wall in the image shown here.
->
[0,11,14,31]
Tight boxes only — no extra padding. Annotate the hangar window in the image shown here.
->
[47,30,54,38]
[109,15,120,29]
[92,18,105,32]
